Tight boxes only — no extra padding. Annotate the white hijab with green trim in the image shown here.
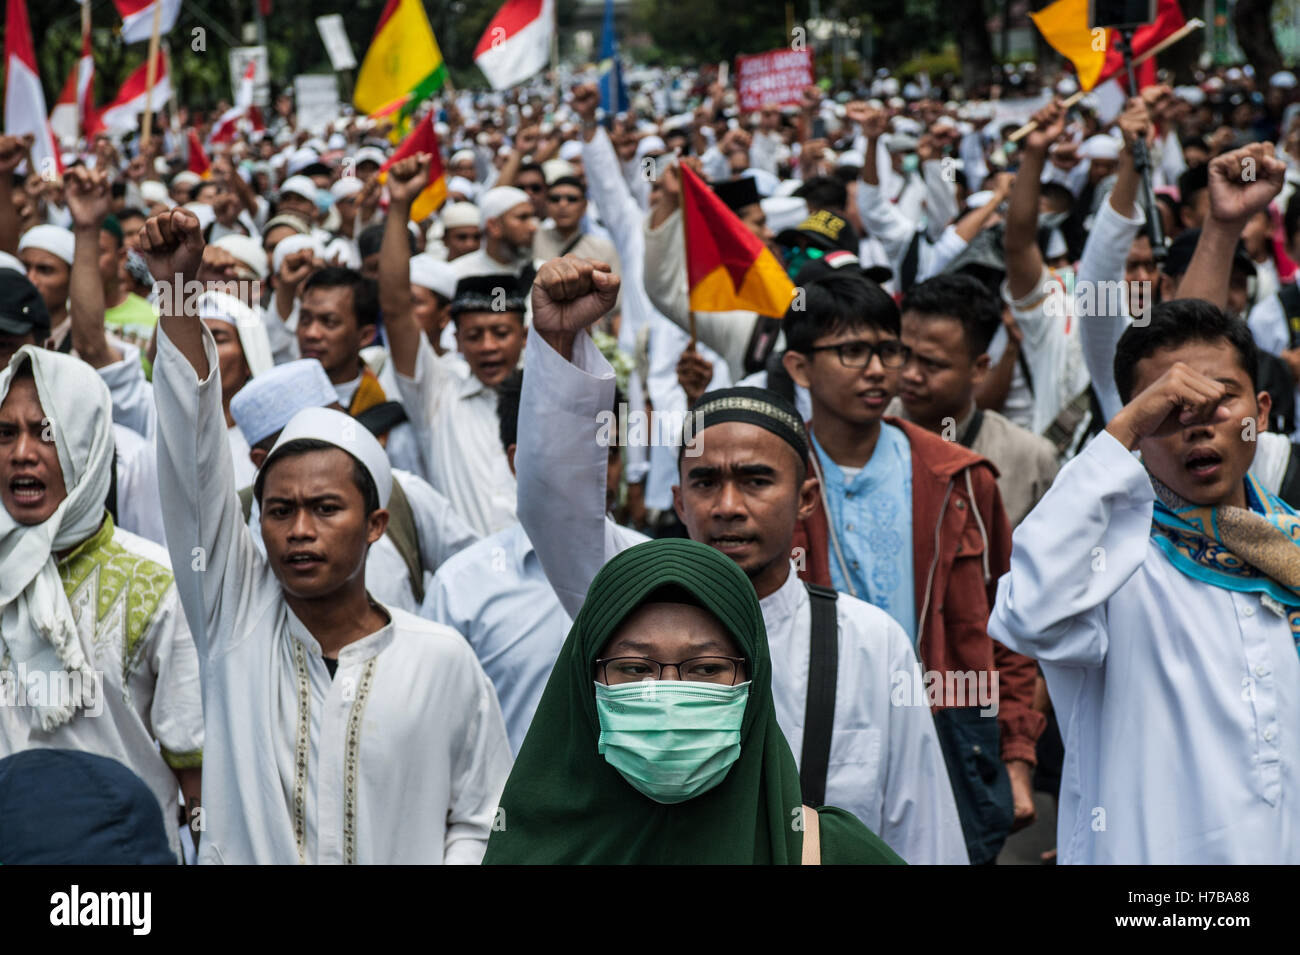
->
[0,346,113,730]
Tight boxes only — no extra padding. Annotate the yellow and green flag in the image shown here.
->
[354,0,448,117]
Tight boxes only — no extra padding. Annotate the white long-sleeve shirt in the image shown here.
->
[515,324,968,864]
[856,181,968,289]
[153,323,512,864]
[990,431,1300,864]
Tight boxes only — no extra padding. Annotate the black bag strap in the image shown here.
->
[743,315,783,375]
[353,400,408,438]
[557,233,585,258]
[958,409,985,449]
[1279,283,1300,350]
[800,582,839,808]
[106,446,119,526]
[1279,443,1300,509]
[899,229,923,292]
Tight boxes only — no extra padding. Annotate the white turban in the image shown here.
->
[196,291,274,378]
[18,226,75,266]
[213,234,269,281]
[267,406,392,508]
[230,358,338,446]
[478,186,531,222]
[271,235,326,276]
[0,347,113,730]
[410,254,458,299]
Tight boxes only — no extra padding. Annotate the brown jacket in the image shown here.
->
[792,417,1045,764]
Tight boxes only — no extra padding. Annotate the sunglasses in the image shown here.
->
[547,193,583,204]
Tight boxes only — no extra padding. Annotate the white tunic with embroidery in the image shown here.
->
[0,517,203,859]
[154,323,513,865]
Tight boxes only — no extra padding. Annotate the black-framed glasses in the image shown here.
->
[595,656,748,686]
[805,339,911,369]
[519,182,546,194]
[547,192,583,204]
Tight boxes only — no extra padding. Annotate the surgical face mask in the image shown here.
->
[902,153,920,174]
[594,679,749,804]
[315,188,335,214]
[783,244,825,279]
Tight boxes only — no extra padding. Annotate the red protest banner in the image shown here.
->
[735,49,813,112]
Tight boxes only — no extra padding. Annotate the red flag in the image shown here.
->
[187,129,211,178]
[680,164,793,317]
[6,0,62,176]
[1096,0,1185,91]
[379,113,447,221]
[97,49,170,133]
[51,32,97,144]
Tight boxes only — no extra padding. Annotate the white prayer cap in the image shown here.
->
[880,77,900,96]
[744,167,781,198]
[635,135,667,160]
[231,358,338,447]
[271,234,326,275]
[558,140,583,161]
[354,146,387,168]
[18,226,75,266]
[441,201,482,229]
[891,116,923,136]
[267,406,392,508]
[327,133,347,150]
[965,190,996,210]
[903,82,923,100]
[1226,67,1244,82]
[139,180,175,208]
[1079,135,1122,161]
[478,186,531,222]
[213,234,269,280]
[0,250,24,273]
[183,202,216,232]
[197,290,274,377]
[330,177,364,200]
[1272,71,1298,89]
[287,147,324,176]
[836,150,865,168]
[449,148,477,166]
[171,170,202,191]
[1056,77,1079,96]
[884,133,919,154]
[410,253,458,299]
[447,176,479,201]
[761,196,808,234]
[1175,84,1206,106]
[324,237,360,269]
[542,158,577,184]
[774,177,804,198]
[279,175,318,202]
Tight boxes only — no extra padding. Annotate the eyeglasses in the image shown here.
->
[547,193,583,204]
[519,182,546,194]
[804,339,911,369]
[595,656,748,686]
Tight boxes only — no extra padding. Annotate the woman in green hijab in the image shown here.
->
[483,538,902,864]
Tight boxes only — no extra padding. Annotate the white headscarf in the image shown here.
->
[0,347,113,730]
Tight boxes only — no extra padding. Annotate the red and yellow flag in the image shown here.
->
[1030,0,1184,92]
[378,113,447,223]
[187,129,211,179]
[681,165,793,318]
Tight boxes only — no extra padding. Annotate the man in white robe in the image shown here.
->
[144,208,512,864]
[514,255,968,864]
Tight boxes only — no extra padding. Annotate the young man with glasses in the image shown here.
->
[512,254,969,864]
[781,265,1044,865]
[533,177,621,275]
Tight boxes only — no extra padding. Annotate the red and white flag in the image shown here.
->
[5,0,62,176]
[473,0,554,91]
[113,0,181,44]
[209,60,264,144]
[50,32,98,145]
[98,49,171,133]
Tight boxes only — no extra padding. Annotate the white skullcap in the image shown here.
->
[327,133,347,150]
[447,176,479,200]
[774,178,804,198]
[231,358,338,447]
[1272,71,1298,89]
[1175,85,1206,106]
[331,177,364,200]
[19,226,75,266]
[760,196,808,234]
[965,190,996,210]
[279,175,317,202]
[884,133,919,154]
[354,146,387,168]
[197,290,274,377]
[1226,67,1244,81]
[410,253,458,299]
[213,234,269,280]
[171,170,202,190]
[267,406,392,508]
[271,234,326,275]
[478,186,531,222]
[880,78,900,96]
[1079,135,1122,161]
[139,180,175,208]
[441,201,482,229]
[324,237,360,270]
[634,135,667,159]
[287,147,323,176]
[558,140,583,161]
[744,167,781,198]
[542,158,577,184]
[183,202,216,232]
[449,148,477,166]
[0,251,24,273]
[1056,77,1079,96]
[891,116,923,136]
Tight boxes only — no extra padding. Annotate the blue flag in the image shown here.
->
[598,0,630,116]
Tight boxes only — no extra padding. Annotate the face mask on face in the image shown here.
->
[315,188,335,214]
[594,679,749,804]
[902,153,920,174]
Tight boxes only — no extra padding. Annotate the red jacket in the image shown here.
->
[793,417,1045,764]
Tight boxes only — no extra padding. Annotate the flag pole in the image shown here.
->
[1009,17,1203,143]
[141,0,165,153]
[78,0,91,142]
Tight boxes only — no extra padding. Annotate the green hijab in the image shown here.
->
[483,538,901,865]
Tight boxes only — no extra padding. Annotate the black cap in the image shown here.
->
[711,176,761,213]
[1162,228,1256,279]
[776,209,860,255]
[0,271,50,338]
[451,273,530,317]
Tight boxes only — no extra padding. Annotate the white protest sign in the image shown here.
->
[316,15,357,71]
[294,74,341,134]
